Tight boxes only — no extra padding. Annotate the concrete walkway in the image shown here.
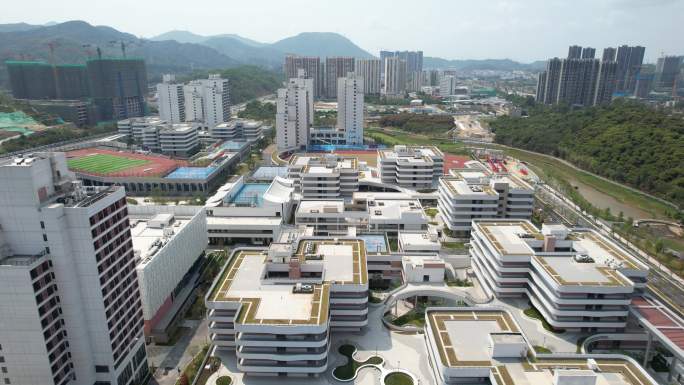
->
[148,319,209,385]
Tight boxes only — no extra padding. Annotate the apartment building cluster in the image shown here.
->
[438,169,535,237]
[0,153,148,385]
[276,71,364,151]
[378,145,445,188]
[470,220,648,332]
[536,45,644,106]
[205,237,369,376]
[156,74,231,132]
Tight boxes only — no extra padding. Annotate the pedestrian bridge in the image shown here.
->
[382,283,480,314]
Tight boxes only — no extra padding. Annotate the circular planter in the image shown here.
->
[331,344,384,382]
[381,369,417,385]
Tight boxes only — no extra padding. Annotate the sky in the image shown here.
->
[2,0,683,63]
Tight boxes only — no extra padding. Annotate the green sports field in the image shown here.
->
[67,154,150,174]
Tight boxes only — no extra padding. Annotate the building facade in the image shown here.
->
[336,74,364,145]
[325,57,355,99]
[383,57,407,97]
[355,59,382,95]
[0,153,148,385]
[276,77,314,151]
[156,74,185,123]
[283,55,324,99]
[378,145,444,188]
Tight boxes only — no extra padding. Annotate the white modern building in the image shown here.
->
[470,220,649,332]
[424,307,657,385]
[287,154,359,199]
[276,75,314,151]
[212,119,263,142]
[0,153,148,385]
[131,209,207,342]
[205,237,368,376]
[184,74,231,132]
[355,59,382,95]
[383,57,407,97]
[337,73,364,145]
[157,74,185,123]
[438,171,535,236]
[158,123,200,158]
[295,196,428,236]
[205,176,295,245]
[439,75,457,97]
[117,116,165,142]
[378,145,444,188]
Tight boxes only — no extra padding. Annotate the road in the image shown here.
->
[537,183,684,316]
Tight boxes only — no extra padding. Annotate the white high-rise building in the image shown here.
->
[440,75,457,96]
[0,153,148,385]
[337,73,364,145]
[383,57,407,97]
[276,76,313,151]
[181,74,230,130]
[156,74,185,123]
[355,59,381,95]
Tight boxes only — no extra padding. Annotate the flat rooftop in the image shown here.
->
[398,231,440,249]
[427,308,656,385]
[631,296,684,356]
[130,214,191,265]
[209,239,367,325]
[442,176,497,196]
[477,221,540,256]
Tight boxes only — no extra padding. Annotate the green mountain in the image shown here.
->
[151,30,266,47]
[0,21,240,85]
[424,57,545,71]
[491,100,684,208]
[271,32,374,58]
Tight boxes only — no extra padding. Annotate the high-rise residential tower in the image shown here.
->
[337,73,364,145]
[276,76,313,150]
[182,74,230,131]
[87,58,148,120]
[581,47,596,59]
[283,55,324,99]
[594,60,618,105]
[615,45,645,94]
[602,47,617,62]
[355,59,382,95]
[324,57,355,99]
[383,57,407,97]
[567,45,582,59]
[0,152,148,385]
[655,55,682,91]
[156,74,185,123]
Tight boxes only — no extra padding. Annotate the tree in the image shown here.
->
[655,239,665,254]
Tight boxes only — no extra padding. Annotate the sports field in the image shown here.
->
[68,154,150,174]
[66,148,188,177]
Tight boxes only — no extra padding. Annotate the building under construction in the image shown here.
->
[5,57,148,124]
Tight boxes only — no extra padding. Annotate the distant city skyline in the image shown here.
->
[2,0,683,63]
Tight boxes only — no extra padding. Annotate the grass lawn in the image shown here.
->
[216,376,232,385]
[533,345,552,354]
[425,207,439,218]
[385,372,414,385]
[366,127,468,155]
[442,241,466,250]
[333,344,383,380]
[68,153,149,174]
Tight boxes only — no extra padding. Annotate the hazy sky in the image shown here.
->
[3,0,682,63]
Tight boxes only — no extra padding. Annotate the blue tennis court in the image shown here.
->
[358,234,388,253]
[165,167,216,179]
[308,144,386,152]
[229,183,269,206]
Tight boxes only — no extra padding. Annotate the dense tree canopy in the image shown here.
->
[380,113,454,135]
[491,100,684,207]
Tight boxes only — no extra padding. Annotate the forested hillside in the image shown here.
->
[491,100,684,207]
[181,66,283,104]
